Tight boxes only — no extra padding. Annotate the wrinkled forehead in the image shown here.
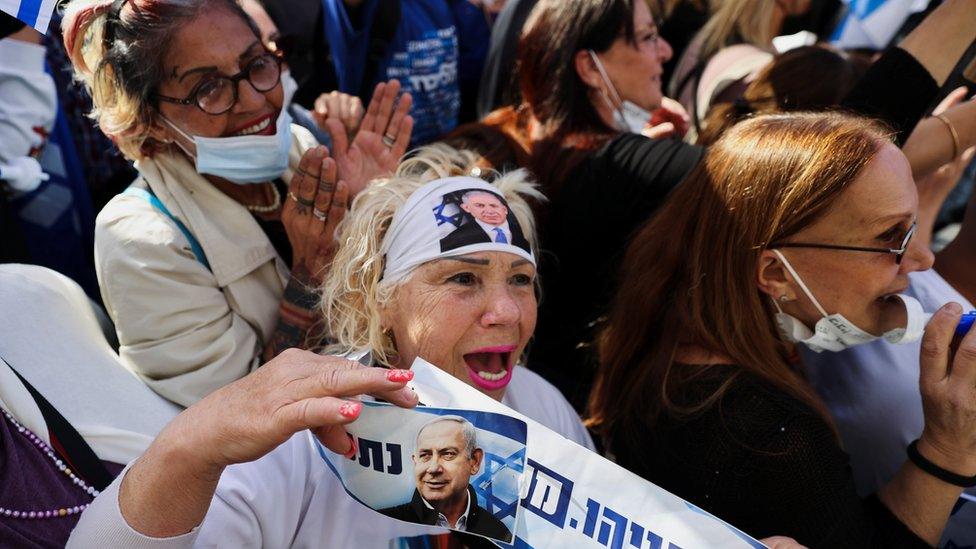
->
[416,420,464,448]
[165,7,260,75]
[800,143,916,240]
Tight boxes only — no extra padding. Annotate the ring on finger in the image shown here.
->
[382,133,396,147]
[312,208,328,222]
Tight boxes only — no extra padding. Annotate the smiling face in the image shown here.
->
[383,251,537,401]
[461,192,508,226]
[154,6,283,148]
[768,143,934,335]
[412,420,482,510]
[592,0,672,113]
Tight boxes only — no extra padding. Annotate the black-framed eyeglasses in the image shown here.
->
[154,53,282,116]
[772,222,917,264]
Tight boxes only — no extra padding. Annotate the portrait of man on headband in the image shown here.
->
[436,188,531,253]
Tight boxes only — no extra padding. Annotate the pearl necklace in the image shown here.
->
[245,182,281,213]
[0,408,98,520]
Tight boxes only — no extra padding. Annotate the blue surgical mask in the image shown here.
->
[162,71,298,184]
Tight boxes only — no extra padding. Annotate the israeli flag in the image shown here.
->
[831,0,928,50]
[1,0,58,33]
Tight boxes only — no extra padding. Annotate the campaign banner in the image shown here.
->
[319,358,765,548]
[319,402,528,545]
[0,0,57,32]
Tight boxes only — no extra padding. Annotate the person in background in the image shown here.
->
[696,45,866,145]
[589,112,976,547]
[62,0,413,406]
[668,0,811,139]
[0,12,101,299]
[262,0,494,146]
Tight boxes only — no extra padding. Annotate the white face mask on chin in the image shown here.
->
[587,50,653,134]
[770,249,926,353]
[161,70,298,185]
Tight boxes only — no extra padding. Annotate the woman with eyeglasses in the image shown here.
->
[62,0,414,407]
[588,112,976,547]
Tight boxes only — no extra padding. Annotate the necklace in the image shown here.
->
[0,408,98,519]
[246,182,281,213]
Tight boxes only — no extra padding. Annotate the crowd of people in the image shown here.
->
[3,0,976,547]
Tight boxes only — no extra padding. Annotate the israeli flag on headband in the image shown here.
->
[830,0,928,50]
[0,0,57,33]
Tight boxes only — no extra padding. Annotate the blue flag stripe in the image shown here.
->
[16,0,43,27]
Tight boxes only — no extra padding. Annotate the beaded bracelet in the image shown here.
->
[907,439,976,487]
[934,113,961,161]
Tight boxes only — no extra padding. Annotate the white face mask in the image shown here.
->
[587,50,652,134]
[162,70,298,184]
[771,250,926,353]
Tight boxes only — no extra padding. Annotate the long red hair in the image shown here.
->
[588,112,892,443]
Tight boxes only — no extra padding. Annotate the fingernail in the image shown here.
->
[947,302,963,314]
[338,401,362,418]
[386,369,413,382]
[343,433,358,460]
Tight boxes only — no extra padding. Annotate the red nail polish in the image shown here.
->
[343,433,358,460]
[338,401,362,418]
[386,369,413,382]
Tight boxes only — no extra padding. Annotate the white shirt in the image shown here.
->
[475,219,512,244]
[801,269,974,495]
[68,365,593,547]
[421,490,471,531]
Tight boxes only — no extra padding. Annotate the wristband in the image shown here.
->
[907,439,976,487]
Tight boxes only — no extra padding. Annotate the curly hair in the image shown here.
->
[320,144,544,365]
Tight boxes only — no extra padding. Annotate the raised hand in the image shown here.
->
[313,90,365,139]
[326,79,414,198]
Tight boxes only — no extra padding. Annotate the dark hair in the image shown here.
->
[697,46,867,145]
[63,0,260,158]
[518,0,639,140]
[588,112,893,445]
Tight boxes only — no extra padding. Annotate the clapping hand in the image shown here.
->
[325,79,414,198]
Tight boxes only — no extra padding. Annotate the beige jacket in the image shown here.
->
[95,125,318,407]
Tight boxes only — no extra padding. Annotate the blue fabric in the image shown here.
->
[8,101,99,300]
[493,227,507,244]
[14,0,42,28]
[121,187,211,270]
[321,0,461,145]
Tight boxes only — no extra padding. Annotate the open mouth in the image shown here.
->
[463,345,516,391]
[231,113,275,137]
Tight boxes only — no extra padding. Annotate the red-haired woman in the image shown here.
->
[590,112,976,547]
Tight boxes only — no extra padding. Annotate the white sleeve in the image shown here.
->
[95,196,262,407]
[68,435,312,549]
[66,465,201,549]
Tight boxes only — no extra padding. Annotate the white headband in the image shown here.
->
[381,176,536,284]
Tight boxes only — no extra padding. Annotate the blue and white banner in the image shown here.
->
[319,402,527,544]
[830,0,928,50]
[0,0,57,33]
[388,358,764,548]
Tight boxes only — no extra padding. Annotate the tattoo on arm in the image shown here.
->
[262,266,323,360]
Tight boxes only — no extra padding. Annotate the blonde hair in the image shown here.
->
[320,144,544,365]
[61,0,258,160]
[697,0,779,61]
